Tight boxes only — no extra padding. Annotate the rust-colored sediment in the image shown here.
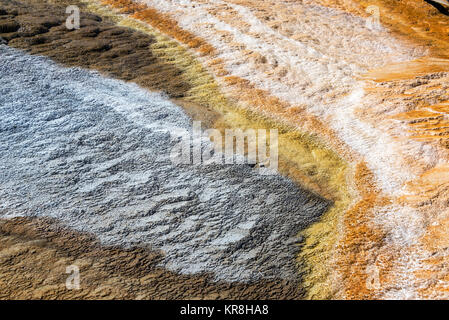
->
[276,0,449,298]
[401,165,449,299]
[319,0,449,55]
[336,162,392,299]
[347,0,449,299]
[100,0,216,55]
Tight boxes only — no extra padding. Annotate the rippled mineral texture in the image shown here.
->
[1,0,449,300]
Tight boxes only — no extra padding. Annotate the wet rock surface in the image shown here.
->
[0,46,329,283]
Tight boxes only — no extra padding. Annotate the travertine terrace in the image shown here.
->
[1,0,449,300]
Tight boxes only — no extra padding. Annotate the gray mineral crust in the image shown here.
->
[0,46,329,282]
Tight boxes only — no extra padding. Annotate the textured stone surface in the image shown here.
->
[0,45,328,283]
[0,217,305,299]
[3,0,449,300]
